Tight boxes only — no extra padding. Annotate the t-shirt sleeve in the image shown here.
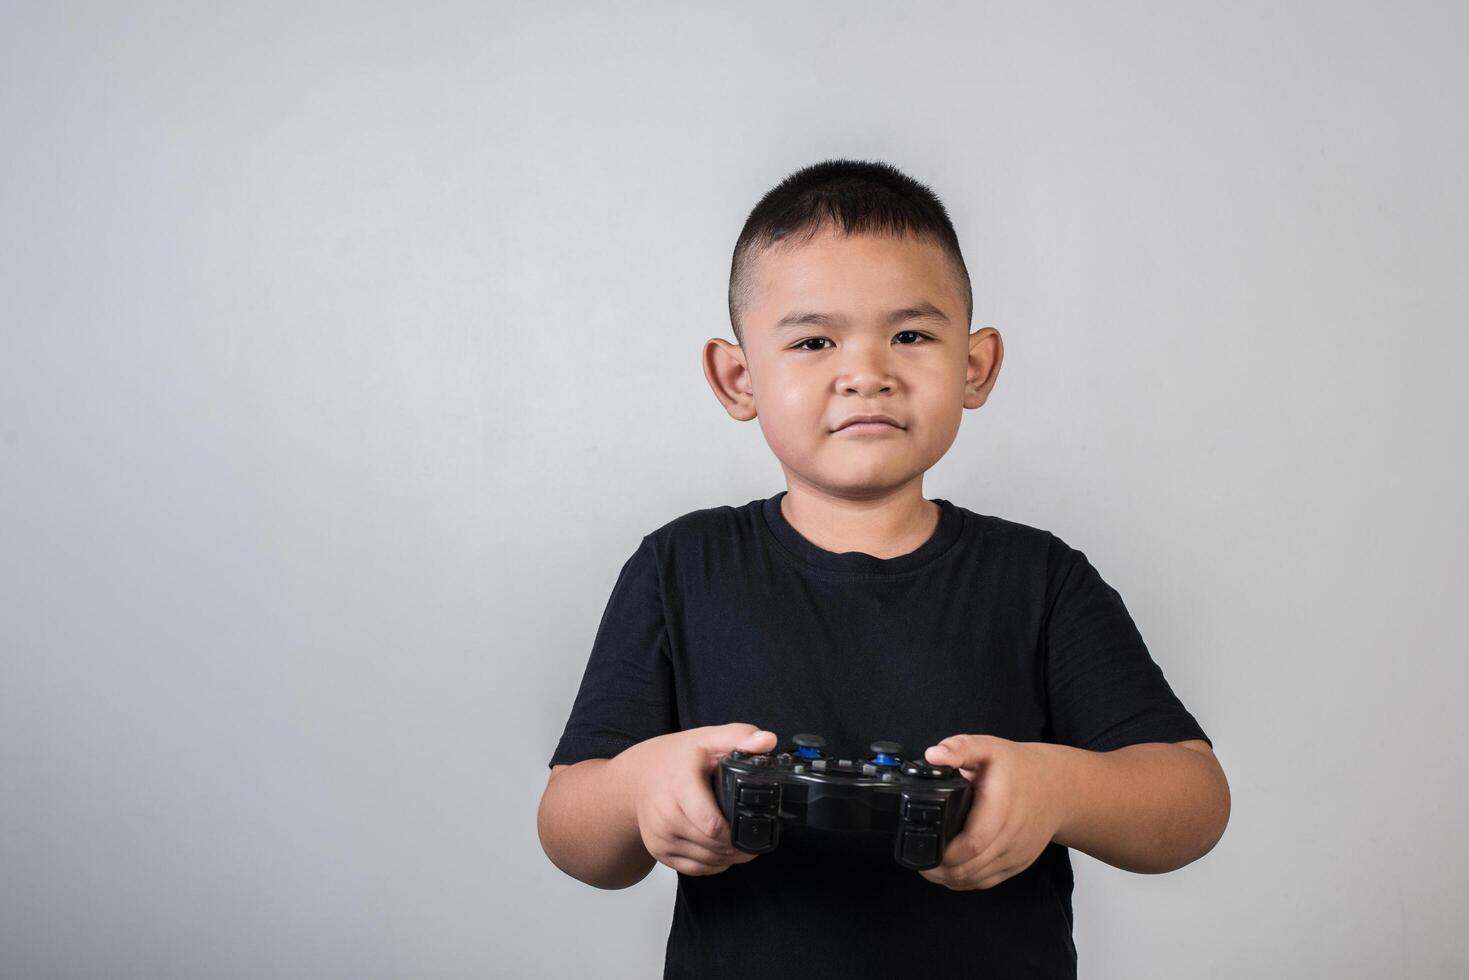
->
[1042,534,1212,753]
[548,535,678,769]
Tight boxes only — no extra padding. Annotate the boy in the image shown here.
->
[537,159,1230,979]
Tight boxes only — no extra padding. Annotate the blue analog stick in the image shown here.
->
[791,733,827,759]
[870,741,903,767]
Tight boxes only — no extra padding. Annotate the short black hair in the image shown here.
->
[727,158,973,345]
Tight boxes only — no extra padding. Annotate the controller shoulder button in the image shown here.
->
[900,830,939,868]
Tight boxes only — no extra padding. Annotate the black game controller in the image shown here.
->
[714,733,973,870]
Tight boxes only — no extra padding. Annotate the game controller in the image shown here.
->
[714,733,974,870]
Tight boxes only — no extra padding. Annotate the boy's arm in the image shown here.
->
[1050,738,1230,874]
[538,756,656,890]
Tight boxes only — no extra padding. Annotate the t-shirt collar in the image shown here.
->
[759,490,965,575]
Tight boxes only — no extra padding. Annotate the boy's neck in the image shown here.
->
[778,479,941,560]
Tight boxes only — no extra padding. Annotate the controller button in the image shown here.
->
[793,764,807,774]
[749,755,770,766]
[881,772,896,782]
[735,814,773,849]
[812,760,827,770]
[738,785,775,807]
[861,763,877,775]
[729,750,745,760]
[905,800,942,826]
[776,752,793,763]
[901,831,939,867]
[902,760,951,779]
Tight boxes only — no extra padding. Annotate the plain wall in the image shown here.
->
[2,1,1466,977]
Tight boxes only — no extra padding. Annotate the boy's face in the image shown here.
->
[704,228,1002,499]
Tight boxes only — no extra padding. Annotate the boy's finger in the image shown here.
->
[663,839,739,869]
[946,799,1004,869]
[938,789,1008,867]
[675,790,740,852]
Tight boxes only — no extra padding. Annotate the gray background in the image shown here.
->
[3,2,1465,977]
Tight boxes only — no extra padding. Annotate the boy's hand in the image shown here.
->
[916,734,1071,891]
[617,723,778,877]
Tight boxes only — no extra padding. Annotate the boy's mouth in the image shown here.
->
[832,414,904,433]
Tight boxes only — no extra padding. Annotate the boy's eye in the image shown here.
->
[791,332,932,352]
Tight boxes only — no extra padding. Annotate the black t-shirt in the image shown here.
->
[548,491,1212,979]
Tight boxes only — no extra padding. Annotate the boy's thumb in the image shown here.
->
[698,723,777,755]
[711,724,775,748]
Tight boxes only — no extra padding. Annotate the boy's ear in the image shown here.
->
[703,338,758,421]
[964,327,1004,410]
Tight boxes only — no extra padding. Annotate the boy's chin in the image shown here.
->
[787,471,929,498]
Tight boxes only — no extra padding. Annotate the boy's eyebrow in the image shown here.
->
[772,301,950,331]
